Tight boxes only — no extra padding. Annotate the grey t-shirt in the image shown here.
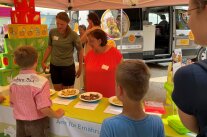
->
[48,28,82,66]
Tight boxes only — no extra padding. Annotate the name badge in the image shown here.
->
[101,64,109,70]
[53,36,59,40]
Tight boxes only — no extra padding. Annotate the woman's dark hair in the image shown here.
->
[193,0,207,11]
[56,12,70,38]
[88,12,101,26]
[88,29,107,47]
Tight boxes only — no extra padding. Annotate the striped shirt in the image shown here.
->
[10,69,52,120]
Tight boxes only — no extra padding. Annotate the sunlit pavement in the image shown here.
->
[144,63,168,103]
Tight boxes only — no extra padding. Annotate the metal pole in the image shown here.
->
[120,9,123,52]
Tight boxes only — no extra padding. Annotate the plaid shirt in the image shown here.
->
[10,69,51,120]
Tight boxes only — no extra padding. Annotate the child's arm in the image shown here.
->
[178,109,199,133]
[0,95,5,103]
[40,107,65,119]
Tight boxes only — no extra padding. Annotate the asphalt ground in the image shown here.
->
[144,63,169,103]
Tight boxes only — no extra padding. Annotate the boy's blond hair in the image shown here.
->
[116,60,150,101]
[14,46,38,68]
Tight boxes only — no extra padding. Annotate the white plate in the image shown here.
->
[108,96,123,107]
[50,89,56,96]
[79,92,103,102]
[58,88,79,98]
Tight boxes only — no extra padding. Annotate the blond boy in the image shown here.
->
[100,60,164,137]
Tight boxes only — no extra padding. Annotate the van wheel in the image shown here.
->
[197,47,207,61]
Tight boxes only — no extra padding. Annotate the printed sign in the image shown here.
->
[0,106,101,137]
[188,31,194,41]
[172,49,182,75]
[176,39,189,46]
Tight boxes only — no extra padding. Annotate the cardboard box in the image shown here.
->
[26,38,36,48]
[0,53,19,69]
[8,24,19,38]
[8,25,27,39]
[8,24,48,38]
[14,0,28,11]
[26,25,36,38]
[11,11,30,24]
[12,68,20,78]
[14,0,35,11]
[27,24,48,38]
[36,63,43,73]
[27,37,48,50]
[30,11,41,24]
[0,68,13,86]
[36,37,48,50]
[0,56,2,68]
[33,25,41,37]
[8,24,26,38]
[18,26,27,38]
[4,38,27,54]
[41,25,48,37]
[10,11,20,24]
[37,50,43,64]
[33,25,48,37]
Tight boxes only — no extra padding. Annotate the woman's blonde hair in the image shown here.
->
[14,46,38,68]
[116,60,150,101]
[56,12,70,38]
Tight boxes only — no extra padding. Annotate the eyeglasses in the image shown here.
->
[187,7,199,12]
[186,7,199,15]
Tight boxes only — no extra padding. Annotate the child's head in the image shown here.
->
[116,60,150,101]
[78,24,86,36]
[79,25,86,31]
[14,46,38,69]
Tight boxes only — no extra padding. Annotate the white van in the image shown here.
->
[73,5,206,62]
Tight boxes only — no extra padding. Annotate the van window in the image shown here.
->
[124,9,142,30]
[148,13,169,25]
[175,7,189,30]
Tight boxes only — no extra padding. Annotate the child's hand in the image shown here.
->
[55,109,65,118]
[0,96,5,103]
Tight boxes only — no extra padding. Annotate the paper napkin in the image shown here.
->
[104,105,122,115]
[74,101,99,110]
[52,97,73,105]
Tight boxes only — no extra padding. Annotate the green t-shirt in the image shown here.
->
[48,28,82,66]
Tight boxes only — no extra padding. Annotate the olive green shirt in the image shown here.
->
[48,28,82,66]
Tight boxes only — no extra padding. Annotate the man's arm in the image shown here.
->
[178,109,199,133]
